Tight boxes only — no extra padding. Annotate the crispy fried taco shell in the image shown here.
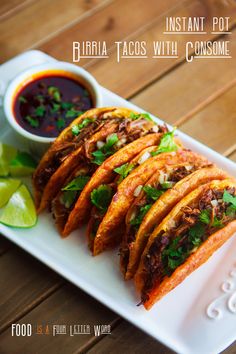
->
[35,107,156,212]
[123,166,229,280]
[33,107,117,208]
[135,179,236,310]
[92,150,208,256]
[63,132,168,236]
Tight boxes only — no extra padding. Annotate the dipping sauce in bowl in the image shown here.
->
[13,73,94,138]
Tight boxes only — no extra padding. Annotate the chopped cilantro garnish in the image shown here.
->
[226,205,236,217]
[91,185,113,213]
[71,118,94,136]
[114,163,135,183]
[56,118,66,129]
[130,204,152,229]
[62,175,90,191]
[151,128,178,156]
[65,109,83,119]
[35,106,46,117]
[160,181,174,189]
[199,209,210,224]
[61,175,90,208]
[19,96,27,103]
[51,103,61,113]
[48,86,61,102]
[62,190,77,209]
[61,102,73,110]
[199,209,223,228]
[189,222,206,245]
[143,185,164,201]
[129,112,153,121]
[25,115,39,128]
[92,134,119,165]
[223,190,236,207]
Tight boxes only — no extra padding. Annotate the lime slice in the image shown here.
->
[0,178,21,208]
[0,143,17,176]
[0,184,37,228]
[9,152,37,177]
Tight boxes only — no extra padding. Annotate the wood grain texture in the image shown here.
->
[0,284,118,354]
[0,248,63,333]
[179,83,236,154]
[39,0,179,63]
[132,31,236,124]
[0,0,109,63]
[0,0,35,20]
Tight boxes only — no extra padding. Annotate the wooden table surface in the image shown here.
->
[0,1,236,353]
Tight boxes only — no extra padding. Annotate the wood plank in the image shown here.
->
[0,0,109,63]
[83,0,236,97]
[179,84,236,154]
[132,31,236,124]
[0,0,34,20]
[0,284,118,354]
[39,0,180,63]
[86,320,175,354]
[0,248,63,333]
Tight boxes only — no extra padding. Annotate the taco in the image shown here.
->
[53,145,160,235]
[33,107,116,208]
[34,107,161,212]
[91,149,208,256]
[121,165,229,280]
[135,179,236,309]
[63,129,183,237]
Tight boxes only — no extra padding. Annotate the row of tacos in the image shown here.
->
[33,107,236,310]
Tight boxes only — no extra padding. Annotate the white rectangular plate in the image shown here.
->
[0,51,236,354]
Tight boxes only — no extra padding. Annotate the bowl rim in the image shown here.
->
[3,61,103,143]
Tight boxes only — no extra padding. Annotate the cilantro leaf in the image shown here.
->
[25,115,39,128]
[56,118,66,130]
[62,175,90,191]
[61,102,73,110]
[35,105,46,117]
[226,205,236,217]
[48,86,61,102]
[51,103,61,113]
[114,163,135,183]
[61,190,77,209]
[91,185,113,213]
[129,112,153,122]
[223,190,236,207]
[65,109,83,119]
[151,128,178,156]
[19,96,27,103]
[199,209,223,228]
[130,204,152,228]
[199,210,210,224]
[61,176,89,208]
[92,134,119,165]
[143,185,164,201]
[212,217,223,228]
[71,118,94,136]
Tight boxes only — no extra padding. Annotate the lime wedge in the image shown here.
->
[9,152,37,177]
[0,143,17,176]
[0,184,37,228]
[0,178,21,208]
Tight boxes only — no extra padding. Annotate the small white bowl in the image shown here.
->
[3,61,103,156]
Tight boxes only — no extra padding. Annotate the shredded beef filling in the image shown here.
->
[141,187,236,303]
